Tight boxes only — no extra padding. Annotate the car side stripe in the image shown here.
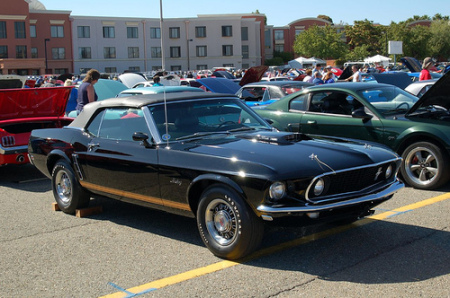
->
[80,181,191,212]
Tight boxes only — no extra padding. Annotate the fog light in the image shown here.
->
[385,164,393,179]
[313,178,325,196]
[269,182,286,200]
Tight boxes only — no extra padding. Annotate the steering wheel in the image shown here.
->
[216,121,235,130]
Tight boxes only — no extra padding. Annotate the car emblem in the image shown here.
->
[374,167,383,180]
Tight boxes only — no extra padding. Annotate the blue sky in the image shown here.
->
[41,0,449,27]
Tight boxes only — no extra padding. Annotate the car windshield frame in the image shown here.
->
[355,85,419,117]
[148,98,274,142]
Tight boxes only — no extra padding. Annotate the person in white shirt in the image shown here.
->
[346,65,362,82]
[303,69,313,83]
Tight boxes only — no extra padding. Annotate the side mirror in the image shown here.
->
[132,132,153,148]
[352,108,373,123]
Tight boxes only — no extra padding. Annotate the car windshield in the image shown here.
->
[356,86,419,116]
[149,98,273,141]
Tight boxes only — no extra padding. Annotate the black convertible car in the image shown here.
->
[28,93,403,259]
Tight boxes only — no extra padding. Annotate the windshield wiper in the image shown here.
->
[176,131,230,141]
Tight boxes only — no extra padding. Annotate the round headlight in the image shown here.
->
[313,178,325,196]
[269,182,286,200]
[385,165,393,179]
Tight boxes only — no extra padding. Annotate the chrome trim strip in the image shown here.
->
[0,144,28,155]
[257,180,404,213]
[305,157,401,202]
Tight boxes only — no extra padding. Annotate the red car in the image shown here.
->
[0,86,73,166]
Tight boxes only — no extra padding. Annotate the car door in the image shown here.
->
[300,91,386,144]
[76,107,163,208]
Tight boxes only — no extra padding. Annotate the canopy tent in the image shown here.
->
[288,57,327,69]
[364,55,391,67]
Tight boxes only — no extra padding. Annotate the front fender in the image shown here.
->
[393,125,450,154]
[187,173,246,215]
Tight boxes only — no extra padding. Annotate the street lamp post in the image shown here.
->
[44,38,50,73]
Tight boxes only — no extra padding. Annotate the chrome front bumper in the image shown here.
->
[257,180,404,214]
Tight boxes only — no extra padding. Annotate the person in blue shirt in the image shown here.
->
[312,72,324,85]
[152,75,163,86]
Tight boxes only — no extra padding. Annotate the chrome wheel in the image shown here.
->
[55,170,73,204]
[205,198,237,246]
[404,146,439,187]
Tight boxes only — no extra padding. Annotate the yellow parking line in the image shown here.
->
[100,193,450,298]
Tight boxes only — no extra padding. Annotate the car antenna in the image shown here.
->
[163,83,170,148]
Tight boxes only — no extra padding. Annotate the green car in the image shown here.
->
[256,72,450,190]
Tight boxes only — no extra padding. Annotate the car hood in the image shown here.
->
[238,65,269,86]
[177,131,398,179]
[0,86,72,120]
[406,71,450,115]
[197,78,241,94]
[0,75,27,89]
[400,57,422,73]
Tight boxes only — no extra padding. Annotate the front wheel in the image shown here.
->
[52,160,90,214]
[197,185,264,260]
[401,142,450,189]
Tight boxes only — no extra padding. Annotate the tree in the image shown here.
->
[344,19,384,56]
[345,45,370,62]
[317,15,333,24]
[293,25,347,59]
[429,20,450,59]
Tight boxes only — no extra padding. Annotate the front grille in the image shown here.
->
[1,136,15,147]
[306,159,399,203]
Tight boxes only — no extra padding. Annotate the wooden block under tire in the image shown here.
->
[75,205,103,218]
[52,202,60,211]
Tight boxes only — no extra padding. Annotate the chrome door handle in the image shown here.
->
[307,120,317,124]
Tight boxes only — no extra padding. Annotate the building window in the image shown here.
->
[275,45,284,52]
[129,66,140,72]
[151,47,161,58]
[16,45,27,58]
[77,26,90,38]
[15,22,26,39]
[31,47,38,58]
[171,65,182,71]
[105,67,117,73]
[103,26,115,38]
[242,45,249,59]
[222,26,232,37]
[51,25,64,38]
[241,27,248,41]
[195,26,206,38]
[30,25,37,38]
[127,27,138,38]
[264,29,271,48]
[128,47,139,58]
[150,27,160,39]
[170,46,181,58]
[196,46,207,57]
[274,30,284,40]
[79,47,91,59]
[295,29,304,36]
[104,47,116,58]
[52,47,65,59]
[0,22,6,38]
[152,66,161,71]
[0,46,7,58]
[169,27,180,39]
[197,64,208,70]
[222,45,233,56]
[54,68,68,74]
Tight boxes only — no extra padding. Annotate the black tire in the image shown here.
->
[51,159,90,214]
[401,142,450,190]
[197,185,264,260]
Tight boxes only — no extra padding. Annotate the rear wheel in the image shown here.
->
[401,142,450,189]
[197,185,264,260]
[52,160,90,214]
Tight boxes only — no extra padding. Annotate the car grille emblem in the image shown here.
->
[374,167,383,180]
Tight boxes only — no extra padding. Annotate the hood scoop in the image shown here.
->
[239,132,312,145]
